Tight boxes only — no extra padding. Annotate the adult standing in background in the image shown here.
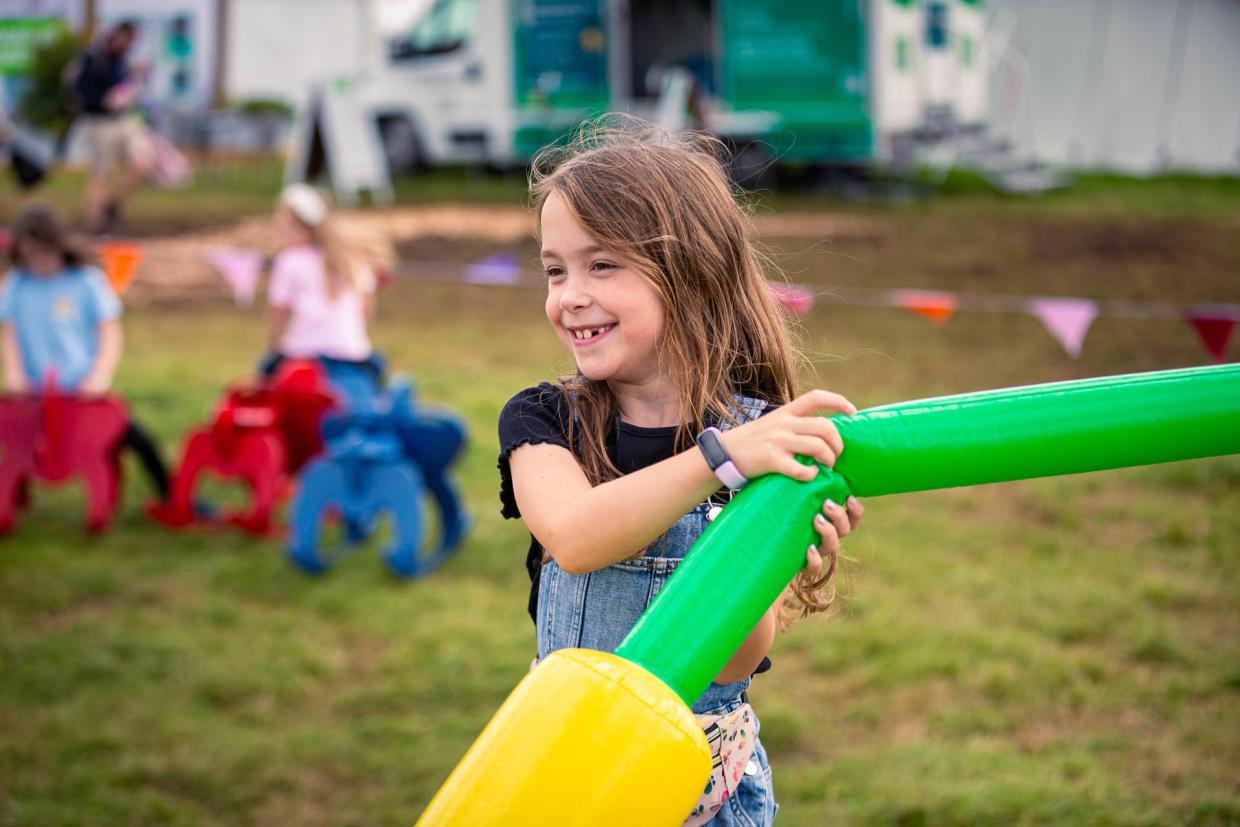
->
[72,21,150,234]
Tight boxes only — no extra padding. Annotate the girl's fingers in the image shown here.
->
[813,512,841,555]
[846,495,865,529]
[786,435,837,468]
[788,389,857,418]
[821,498,851,538]
[780,458,819,482]
[795,416,844,458]
[804,544,824,577]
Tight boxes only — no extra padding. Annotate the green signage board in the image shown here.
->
[511,0,609,157]
[0,17,65,76]
[719,0,872,162]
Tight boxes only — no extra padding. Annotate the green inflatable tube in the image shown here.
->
[615,364,1240,706]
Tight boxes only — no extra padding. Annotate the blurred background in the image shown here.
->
[0,1,1237,825]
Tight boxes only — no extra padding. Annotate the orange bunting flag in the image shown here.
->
[893,289,957,324]
[98,241,143,296]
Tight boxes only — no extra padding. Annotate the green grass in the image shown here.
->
[2,182,1239,825]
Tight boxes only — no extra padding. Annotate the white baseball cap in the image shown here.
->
[279,183,328,227]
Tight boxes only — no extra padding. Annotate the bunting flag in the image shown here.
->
[893,289,957,324]
[463,252,523,285]
[204,248,265,307]
[1028,297,1099,358]
[768,282,814,317]
[1184,308,1237,363]
[97,241,143,296]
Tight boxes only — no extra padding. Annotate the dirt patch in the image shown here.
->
[1028,220,1189,264]
[123,205,889,304]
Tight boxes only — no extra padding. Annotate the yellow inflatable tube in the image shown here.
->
[416,649,710,825]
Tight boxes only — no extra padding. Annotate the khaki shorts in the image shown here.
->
[78,114,151,179]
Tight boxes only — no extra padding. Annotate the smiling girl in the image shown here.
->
[497,119,864,825]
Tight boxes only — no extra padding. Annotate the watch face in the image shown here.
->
[697,429,729,470]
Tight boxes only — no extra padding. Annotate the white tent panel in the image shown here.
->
[993,0,1240,174]
[225,0,368,108]
[1162,0,1240,172]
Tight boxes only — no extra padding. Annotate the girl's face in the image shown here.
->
[540,190,665,386]
[275,206,313,247]
[16,237,64,276]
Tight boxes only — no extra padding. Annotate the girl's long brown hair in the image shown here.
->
[530,116,837,622]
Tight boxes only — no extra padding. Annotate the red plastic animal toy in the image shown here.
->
[148,360,338,534]
[0,390,129,534]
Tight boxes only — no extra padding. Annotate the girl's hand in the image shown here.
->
[78,375,111,396]
[720,389,857,483]
[805,495,864,576]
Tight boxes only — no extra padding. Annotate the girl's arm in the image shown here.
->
[1,323,27,393]
[509,442,721,574]
[266,305,292,351]
[509,389,856,575]
[80,319,122,394]
[716,606,778,684]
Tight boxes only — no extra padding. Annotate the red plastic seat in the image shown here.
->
[0,391,129,534]
[148,360,338,534]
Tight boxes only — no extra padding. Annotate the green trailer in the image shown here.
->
[371,0,985,172]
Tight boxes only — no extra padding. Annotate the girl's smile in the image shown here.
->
[566,323,616,346]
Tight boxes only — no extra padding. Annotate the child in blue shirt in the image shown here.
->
[0,204,169,500]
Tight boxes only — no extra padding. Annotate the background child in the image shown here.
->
[0,204,168,500]
[262,183,394,383]
[498,119,864,825]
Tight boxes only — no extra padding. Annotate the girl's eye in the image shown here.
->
[590,261,616,273]
[544,267,566,281]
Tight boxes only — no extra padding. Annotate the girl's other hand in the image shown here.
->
[78,375,110,396]
[806,495,864,576]
[720,389,856,483]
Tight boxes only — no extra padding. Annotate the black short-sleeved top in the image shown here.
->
[497,382,777,674]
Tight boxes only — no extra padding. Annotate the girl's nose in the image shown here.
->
[558,277,592,312]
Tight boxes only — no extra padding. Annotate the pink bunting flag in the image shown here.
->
[767,281,815,317]
[1028,297,1098,358]
[1184,308,1237,363]
[204,248,264,307]
[892,289,957,324]
[464,252,522,285]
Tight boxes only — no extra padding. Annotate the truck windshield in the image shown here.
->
[390,0,478,59]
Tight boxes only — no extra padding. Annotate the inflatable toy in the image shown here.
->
[418,364,1240,825]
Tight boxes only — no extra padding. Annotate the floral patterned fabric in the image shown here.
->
[684,703,758,826]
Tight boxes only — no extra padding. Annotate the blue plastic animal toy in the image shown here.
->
[286,377,469,576]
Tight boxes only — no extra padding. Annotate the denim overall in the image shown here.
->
[535,396,778,826]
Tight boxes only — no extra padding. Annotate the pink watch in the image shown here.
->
[695,427,748,490]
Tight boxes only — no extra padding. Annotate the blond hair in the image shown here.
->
[280,187,396,298]
[530,115,837,622]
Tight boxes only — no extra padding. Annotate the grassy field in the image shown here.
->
[1,170,1239,826]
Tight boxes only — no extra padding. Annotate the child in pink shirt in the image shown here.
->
[262,184,394,378]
